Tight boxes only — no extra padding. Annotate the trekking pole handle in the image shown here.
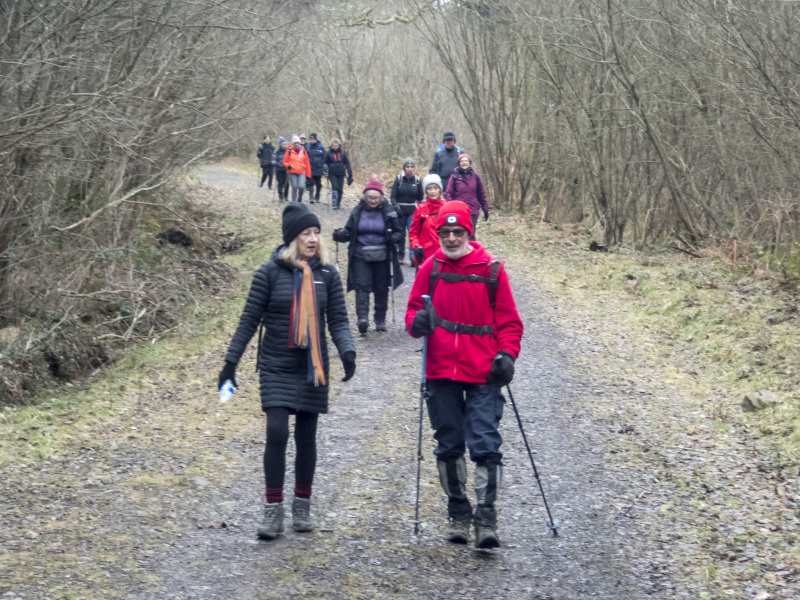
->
[422,295,435,332]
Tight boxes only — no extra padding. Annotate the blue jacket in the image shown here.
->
[306,141,327,177]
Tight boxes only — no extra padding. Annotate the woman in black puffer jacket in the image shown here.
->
[218,203,356,540]
[324,138,352,210]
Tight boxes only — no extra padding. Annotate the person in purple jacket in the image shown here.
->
[444,154,490,240]
[333,179,403,335]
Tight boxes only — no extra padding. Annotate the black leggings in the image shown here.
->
[275,170,289,198]
[264,407,318,489]
[260,165,273,187]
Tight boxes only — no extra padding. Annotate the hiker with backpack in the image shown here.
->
[283,135,312,202]
[304,133,327,203]
[218,203,356,540]
[429,131,463,193]
[332,178,404,335]
[408,174,446,268]
[272,137,290,201]
[324,138,353,210]
[405,200,523,549]
[444,153,489,240]
[257,135,275,189]
[390,157,424,265]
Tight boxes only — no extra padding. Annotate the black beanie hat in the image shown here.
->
[282,203,321,244]
[443,131,455,141]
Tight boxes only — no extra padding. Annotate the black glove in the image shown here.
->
[347,176,353,186]
[341,351,356,382]
[483,210,490,221]
[218,360,238,390]
[333,228,346,242]
[414,246,425,263]
[410,307,435,337]
[487,351,514,387]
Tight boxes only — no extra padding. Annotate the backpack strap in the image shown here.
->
[429,256,504,309]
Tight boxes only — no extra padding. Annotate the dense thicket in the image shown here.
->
[3,0,799,400]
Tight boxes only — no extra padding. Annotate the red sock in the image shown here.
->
[294,483,312,499]
[265,487,283,503]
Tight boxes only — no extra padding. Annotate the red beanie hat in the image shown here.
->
[437,200,474,237]
[363,178,384,195]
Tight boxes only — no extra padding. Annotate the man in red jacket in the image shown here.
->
[405,200,523,549]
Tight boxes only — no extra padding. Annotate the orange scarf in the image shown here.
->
[289,259,326,386]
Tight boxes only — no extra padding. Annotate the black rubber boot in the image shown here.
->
[437,457,473,544]
[474,462,503,549]
[356,291,370,336]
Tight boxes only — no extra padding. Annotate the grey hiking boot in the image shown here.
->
[257,502,284,540]
[446,517,471,544]
[375,321,387,332]
[292,497,314,532]
[474,521,500,549]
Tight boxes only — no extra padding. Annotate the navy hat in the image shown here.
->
[282,203,321,245]
[443,132,456,141]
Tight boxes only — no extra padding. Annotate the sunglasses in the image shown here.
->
[438,228,468,239]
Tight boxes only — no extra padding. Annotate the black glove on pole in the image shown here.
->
[483,210,490,221]
[487,351,515,387]
[411,307,435,337]
[341,351,356,382]
[218,361,238,390]
[414,246,425,263]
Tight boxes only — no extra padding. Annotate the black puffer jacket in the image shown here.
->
[273,147,287,172]
[333,200,404,293]
[390,173,424,217]
[258,142,275,167]
[224,247,355,414]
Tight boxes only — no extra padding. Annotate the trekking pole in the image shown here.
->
[506,384,559,536]
[413,294,433,535]
[335,241,340,273]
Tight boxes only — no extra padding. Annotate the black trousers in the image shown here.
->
[306,174,323,198]
[275,170,289,199]
[263,407,318,489]
[329,174,344,206]
[260,165,274,187]
[351,256,390,322]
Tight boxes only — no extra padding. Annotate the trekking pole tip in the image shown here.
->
[550,522,559,536]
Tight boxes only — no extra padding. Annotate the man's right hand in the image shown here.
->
[414,246,425,263]
[410,307,435,337]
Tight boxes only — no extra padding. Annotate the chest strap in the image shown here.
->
[432,315,494,336]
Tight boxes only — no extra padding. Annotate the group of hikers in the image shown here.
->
[257,133,353,208]
[226,131,522,550]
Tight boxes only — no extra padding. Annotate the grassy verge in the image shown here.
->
[484,215,799,462]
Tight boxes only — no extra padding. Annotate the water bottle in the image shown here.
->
[219,380,235,404]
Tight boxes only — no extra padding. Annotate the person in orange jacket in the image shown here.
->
[408,174,446,268]
[283,135,312,202]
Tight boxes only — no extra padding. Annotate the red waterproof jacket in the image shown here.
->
[283,146,312,178]
[408,197,445,263]
[405,242,523,383]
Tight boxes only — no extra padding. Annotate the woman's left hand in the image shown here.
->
[341,351,356,382]
[483,210,490,221]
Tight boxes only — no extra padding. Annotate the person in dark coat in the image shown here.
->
[218,203,356,540]
[444,153,490,240]
[323,138,353,210]
[257,135,275,189]
[429,131,464,193]
[272,137,290,201]
[389,157,423,264]
[305,133,327,203]
[332,178,404,335]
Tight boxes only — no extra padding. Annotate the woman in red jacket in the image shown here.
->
[408,174,446,268]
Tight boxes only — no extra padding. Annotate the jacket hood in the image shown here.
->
[433,241,492,266]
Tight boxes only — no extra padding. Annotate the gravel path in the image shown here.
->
[9,164,796,599]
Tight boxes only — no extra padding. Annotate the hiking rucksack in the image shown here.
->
[427,257,505,336]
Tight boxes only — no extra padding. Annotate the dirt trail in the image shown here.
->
[5,164,774,599]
